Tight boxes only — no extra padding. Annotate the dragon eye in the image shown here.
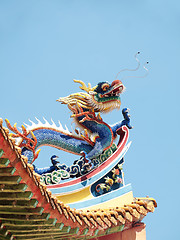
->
[102,83,110,92]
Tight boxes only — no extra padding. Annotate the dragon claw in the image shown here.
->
[122,108,130,120]
[80,151,94,173]
[122,108,133,129]
[80,151,89,163]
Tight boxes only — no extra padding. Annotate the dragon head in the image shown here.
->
[57,79,125,113]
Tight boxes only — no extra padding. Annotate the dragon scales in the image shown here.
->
[5,79,132,173]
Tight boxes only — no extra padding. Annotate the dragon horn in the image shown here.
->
[73,79,97,92]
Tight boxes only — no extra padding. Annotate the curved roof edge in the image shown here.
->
[0,119,157,240]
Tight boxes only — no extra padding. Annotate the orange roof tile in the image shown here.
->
[0,119,157,240]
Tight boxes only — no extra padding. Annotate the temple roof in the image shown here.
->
[0,119,157,240]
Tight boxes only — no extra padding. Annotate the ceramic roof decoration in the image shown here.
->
[0,76,156,240]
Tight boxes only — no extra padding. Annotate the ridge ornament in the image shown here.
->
[5,79,132,177]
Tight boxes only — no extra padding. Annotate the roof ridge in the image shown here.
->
[0,118,157,239]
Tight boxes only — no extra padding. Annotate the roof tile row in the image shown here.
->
[0,119,156,240]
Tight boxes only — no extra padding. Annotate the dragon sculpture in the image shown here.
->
[5,79,132,176]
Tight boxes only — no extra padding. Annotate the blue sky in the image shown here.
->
[0,0,179,239]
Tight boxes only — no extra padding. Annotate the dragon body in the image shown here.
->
[6,79,132,168]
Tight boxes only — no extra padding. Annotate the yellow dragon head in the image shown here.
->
[57,79,125,113]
